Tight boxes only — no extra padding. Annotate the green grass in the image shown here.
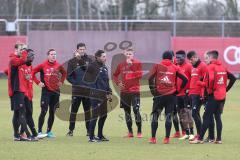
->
[0,79,240,160]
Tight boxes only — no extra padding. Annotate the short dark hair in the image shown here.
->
[207,50,218,59]
[47,49,55,55]
[77,43,86,49]
[187,51,197,60]
[27,49,34,52]
[162,50,174,60]
[95,50,105,58]
[176,50,186,56]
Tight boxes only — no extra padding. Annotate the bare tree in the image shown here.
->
[118,0,123,30]
[87,0,93,30]
[65,0,72,30]
[225,0,239,20]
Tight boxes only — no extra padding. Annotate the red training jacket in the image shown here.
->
[6,62,33,100]
[32,60,67,91]
[176,61,192,96]
[7,51,28,97]
[23,65,33,100]
[149,59,186,96]
[113,59,142,93]
[203,60,228,100]
[189,60,208,96]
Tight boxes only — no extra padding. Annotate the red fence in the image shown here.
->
[172,37,240,73]
[0,36,27,72]
[1,36,240,73]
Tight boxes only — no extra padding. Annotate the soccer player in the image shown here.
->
[171,52,185,139]
[66,43,92,136]
[6,48,48,140]
[186,51,208,141]
[33,49,67,138]
[84,50,112,142]
[7,43,35,141]
[190,50,236,144]
[113,48,143,138]
[21,49,43,140]
[148,51,188,144]
[174,50,195,141]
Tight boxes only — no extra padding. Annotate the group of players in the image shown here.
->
[6,44,67,141]
[113,47,236,144]
[6,42,236,144]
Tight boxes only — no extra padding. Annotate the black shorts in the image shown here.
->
[41,89,60,109]
[11,92,25,111]
[189,94,202,112]
[120,92,140,109]
[152,94,175,115]
[205,95,225,114]
[176,95,189,110]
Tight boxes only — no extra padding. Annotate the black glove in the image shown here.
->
[150,88,158,97]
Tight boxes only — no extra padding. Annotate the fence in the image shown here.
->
[0,18,240,37]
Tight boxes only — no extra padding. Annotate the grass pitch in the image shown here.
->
[0,79,239,160]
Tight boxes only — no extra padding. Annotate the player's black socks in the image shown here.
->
[12,111,20,137]
[173,113,180,132]
[185,128,190,135]
[38,107,48,133]
[151,121,158,138]
[18,108,31,137]
[151,112,160,137]
[190,127,194,135]
[165,114,172,138]
[215,113,222,141]
[192,111,202,135]
[209,116,215,140]
[124,108,133,133]
[127,122,133,133]
[98,115,107,137]
[134,111,142,133]
[47,106,55,133]
[137,124,142,133]
[86,121,90,134]
[89,119,97,139]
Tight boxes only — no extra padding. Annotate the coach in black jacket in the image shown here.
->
[66,43,93,136]
[84,50,112,142]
